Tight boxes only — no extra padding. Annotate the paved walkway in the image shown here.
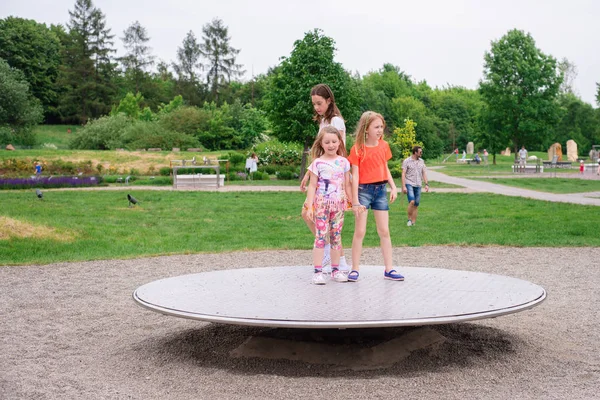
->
[41,171,600,206]
[427,170,600,206]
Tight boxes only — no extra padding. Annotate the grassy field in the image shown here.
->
[33,124,82,149]
[473,177,600,193]
[1,189,598,265]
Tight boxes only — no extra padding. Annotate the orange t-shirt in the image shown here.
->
[347,140,392,184]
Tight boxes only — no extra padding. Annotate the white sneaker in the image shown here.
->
[331,269,348,283]
[407,220,413,227]
[322,251,331,268]
[312,272,326,285]
[339,256,350,272]
[322,265,332,275]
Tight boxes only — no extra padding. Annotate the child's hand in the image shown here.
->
[389,188,398,203]
[300,175,309,192]
[352,204,366,217]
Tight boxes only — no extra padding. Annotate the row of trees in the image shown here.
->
[1,0,600,163]
[0,0,244,126]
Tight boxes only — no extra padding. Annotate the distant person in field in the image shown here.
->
[34,162,42,178]
[519,146,528,173]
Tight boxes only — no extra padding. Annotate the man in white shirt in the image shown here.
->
[519,146,528,173]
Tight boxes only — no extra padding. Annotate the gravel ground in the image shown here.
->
[1,246,599,400]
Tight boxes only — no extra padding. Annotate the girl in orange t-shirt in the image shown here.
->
[346,111,403,282]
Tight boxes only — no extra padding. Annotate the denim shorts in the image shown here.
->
[405,184,421,207]
[358,183,389,211]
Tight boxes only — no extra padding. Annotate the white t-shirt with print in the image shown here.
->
[320,116,346,144]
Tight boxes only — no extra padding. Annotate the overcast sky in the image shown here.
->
[3,0,599,105]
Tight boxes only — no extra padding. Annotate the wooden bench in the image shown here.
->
[457,158,472,164]
[512,164,543,173]
[542,161,572,169]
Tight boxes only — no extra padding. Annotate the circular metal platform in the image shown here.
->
[133,266,546,328]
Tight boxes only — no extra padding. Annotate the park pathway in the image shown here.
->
[427,170,600,206]
[41,170,600,206]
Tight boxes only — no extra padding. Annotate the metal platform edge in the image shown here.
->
[132,288,546,329]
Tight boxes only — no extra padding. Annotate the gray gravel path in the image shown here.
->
[2,247,599,399]
[427,170,600,206]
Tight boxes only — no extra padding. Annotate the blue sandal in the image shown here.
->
[384,269,405,281]
[347,270,360,282]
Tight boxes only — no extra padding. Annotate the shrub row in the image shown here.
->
[0,175,103,190]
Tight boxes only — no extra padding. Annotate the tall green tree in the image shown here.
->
[429,87,484,152]
[479,29,562,155]
[56,0,116,123]
[265,29,359,177]
[389,96,443,158]
[173,30,205,106]
[89,7,117,117]
[199,18,244,103]
[119,21,154,93]
[0,17,62,120]
[0,59,43,146]
[359,64,416,126]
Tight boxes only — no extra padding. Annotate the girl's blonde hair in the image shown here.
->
[352,111,386,159]
[311,84,344,125]
[310,126,347,160]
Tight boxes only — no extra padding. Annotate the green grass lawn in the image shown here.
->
[473,177,600,193]
[1,190,598,265]
[33,124,81,149]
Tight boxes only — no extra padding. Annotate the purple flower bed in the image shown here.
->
[0,176,103,189]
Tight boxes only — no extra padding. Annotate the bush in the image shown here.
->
[276,170,294,180]
[227,152,246,165]
[159,167,171,176]
[263,165,277,174]
[0,175,103,190]
[228,171,244,181]
[158,105,210,136]
[121,121,200,150]
[70,114,132,150]
[252,139,302,166]
[389,160,403,178]
[131,176,172,186]
[0,59,43,147]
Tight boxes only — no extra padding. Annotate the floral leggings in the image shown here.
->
[313,205,345,250]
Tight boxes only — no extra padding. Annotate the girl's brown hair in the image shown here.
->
[311,84,343,125]
[310,126,347,160]
[351,111,385,159]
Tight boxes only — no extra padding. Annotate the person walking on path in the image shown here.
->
[304,126,351,285]
[347,111,403,282]
[402,146,429,227]
[519,146,528,173]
